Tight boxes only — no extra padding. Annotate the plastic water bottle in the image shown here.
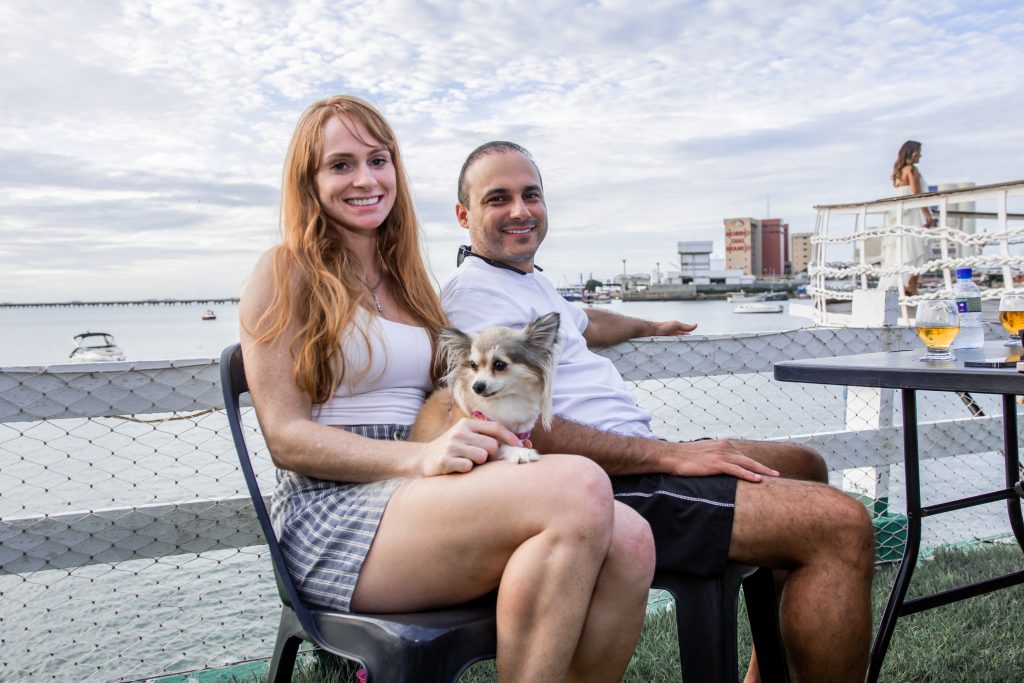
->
[951,267,984,349]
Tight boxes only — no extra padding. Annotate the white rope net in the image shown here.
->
[0,334,1019,680]
[808,180,1024,306]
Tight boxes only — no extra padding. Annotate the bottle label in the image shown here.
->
[956,297,982,314]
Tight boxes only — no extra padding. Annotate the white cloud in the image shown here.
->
[0,0,1022,300]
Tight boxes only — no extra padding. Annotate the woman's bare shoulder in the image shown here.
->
[242,247,278,296]
[253,246,284,278]
[240,247,291,328]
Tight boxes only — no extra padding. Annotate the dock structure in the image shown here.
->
[0,297,240,308]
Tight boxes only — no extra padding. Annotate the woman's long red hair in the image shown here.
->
[252,95,447,403]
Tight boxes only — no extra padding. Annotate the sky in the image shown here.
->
[1,0,1022,302]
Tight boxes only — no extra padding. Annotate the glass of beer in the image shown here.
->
[915,299,960,361]
[998,293,1024,346]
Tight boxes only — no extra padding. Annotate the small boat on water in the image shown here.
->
[557,286,584,302]
[202,309,217,320]
[734,303,784,314]
[69,332,125,362]
[726,290,761,303]
[728,291,790,303]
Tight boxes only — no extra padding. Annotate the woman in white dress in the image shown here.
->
[878,140,935,295]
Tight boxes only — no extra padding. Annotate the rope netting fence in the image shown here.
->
[1,330,1019,680]
[808,180,1024,315]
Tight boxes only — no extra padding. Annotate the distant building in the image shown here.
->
[678,240,713,282]
[791,232,814,274]
[675,241,753,285]
[933,182,976,261]
[724,218,756,275]
[723,218,790,277]
[760,218,790,277]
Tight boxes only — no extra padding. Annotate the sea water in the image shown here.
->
[0,299,812,366]
[0,302,244,366]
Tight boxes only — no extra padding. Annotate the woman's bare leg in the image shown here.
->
[567,502,655,683]
[351,454,628,682]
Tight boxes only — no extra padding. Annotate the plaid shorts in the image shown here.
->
[271,424,409,613]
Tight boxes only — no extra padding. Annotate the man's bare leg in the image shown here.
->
[732,440,828,484]
[729,440,832,681]
[730,476,874,683]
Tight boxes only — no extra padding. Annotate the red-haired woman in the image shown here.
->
[239,95,654,682]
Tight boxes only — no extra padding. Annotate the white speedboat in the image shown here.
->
[734,303,784,314]
[202,309,217,320]
[69,332,125,362]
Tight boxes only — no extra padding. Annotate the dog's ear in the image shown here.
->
[523,312,560,352]
[523,313,560,431]
[438,327,473,370]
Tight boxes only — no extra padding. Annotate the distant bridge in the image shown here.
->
[0,298,240,308]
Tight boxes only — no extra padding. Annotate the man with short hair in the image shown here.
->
[441,141,874,683]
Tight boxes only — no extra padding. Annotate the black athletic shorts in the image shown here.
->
[611,472,737,577]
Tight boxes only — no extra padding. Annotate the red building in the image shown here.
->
[760,218,789,277]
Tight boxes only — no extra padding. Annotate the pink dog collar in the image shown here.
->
[471,410,531,441]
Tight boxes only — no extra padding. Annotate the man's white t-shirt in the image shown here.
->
[440,254,653,437]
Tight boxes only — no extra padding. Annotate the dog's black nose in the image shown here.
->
[472,381,487,395]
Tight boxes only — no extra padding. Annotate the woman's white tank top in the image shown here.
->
[311,312,433,426]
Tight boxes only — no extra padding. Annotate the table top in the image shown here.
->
[774,342,1024,394]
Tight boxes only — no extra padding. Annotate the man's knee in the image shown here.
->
[732,480,873,571]
[823,487,876,572]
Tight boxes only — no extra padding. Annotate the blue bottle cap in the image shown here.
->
[956,267,972,279]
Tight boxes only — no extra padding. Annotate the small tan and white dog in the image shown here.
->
[410,312,561,463]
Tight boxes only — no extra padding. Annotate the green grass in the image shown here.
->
[234,542,1024,683]
[862,542,1024,683]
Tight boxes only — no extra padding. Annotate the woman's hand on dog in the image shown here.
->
[421,419,524,476]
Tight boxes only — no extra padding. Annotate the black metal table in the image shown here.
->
[774,342,1024,683]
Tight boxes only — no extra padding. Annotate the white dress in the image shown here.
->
[878,172,930,292]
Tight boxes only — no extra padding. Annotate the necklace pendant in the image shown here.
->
[372,292,384,313]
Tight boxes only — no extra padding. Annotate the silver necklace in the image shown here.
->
[359,273,385,312]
